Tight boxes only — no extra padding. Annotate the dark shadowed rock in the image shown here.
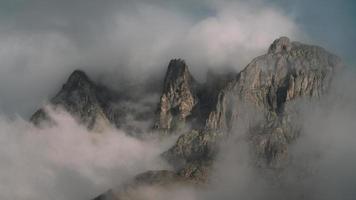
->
[30,70,159,134]
[30,70,111,131]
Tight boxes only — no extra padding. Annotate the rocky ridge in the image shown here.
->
[153,59,199,133]
[30,70,156,134]
[30,37,342,199]
[160,37,341,178]
[31,70,111,131]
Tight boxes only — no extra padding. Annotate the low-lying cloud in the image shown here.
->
[0,0,355,199]
[0,108,174,200]
[202,69,356,200]
[114,69,356,200]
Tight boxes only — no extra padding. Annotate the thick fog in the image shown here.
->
[105,70,356,200]
[0,0,355,200]
[0,0,304,117]
[196,70,356,200]
[0,107,177,200]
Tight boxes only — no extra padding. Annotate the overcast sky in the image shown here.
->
[0,1,355,200]
[0,0,355,117]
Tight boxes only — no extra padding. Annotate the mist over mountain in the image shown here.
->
[27,36,353,200]
[0,1,355,200]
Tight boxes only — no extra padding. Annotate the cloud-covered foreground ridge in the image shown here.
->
[0,107,173,200]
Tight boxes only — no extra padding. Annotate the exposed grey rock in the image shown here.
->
[28,37,343,200]
[154,59,199,133]
[268,36,292,54]
[30,70,111,131]
[206,37,341,131]
[165,37,342,174]
[30,70,158,134]
[162,129,221,182]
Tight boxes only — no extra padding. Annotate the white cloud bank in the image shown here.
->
[0,0,303,117]
[0,109,173,200]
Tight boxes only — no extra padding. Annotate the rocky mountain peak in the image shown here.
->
[27,37,346,200]
[203,37,342,168]
[154,59,199,133]
[64,69,93,90]
[268,36,292,54]
[163,59,189,85]
[167,37,342,177]
[31,69,111,131]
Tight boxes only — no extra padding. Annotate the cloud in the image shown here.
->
[0,0,303,117]
[268,0,356,65]
[0,108,174,200]
[116,69,356,200]
[197,69,356,200]
[1,0,355,199]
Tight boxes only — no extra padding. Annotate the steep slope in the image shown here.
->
[92,37,343,199]
[30,70,111,131]
[30,70,160,134]
[164,36,342,177]
[154,59,199,133]
[206,36,340,130]
[27,37,343,200]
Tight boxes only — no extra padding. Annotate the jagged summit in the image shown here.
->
[165,37,342,180]
[268,36,292,54]
[67,69,91,82]
[154,59,199,133]
[28,37,345,200]
[69,69,89,79]
[31,69,110,131]
[31,69,159,134]
[163,59,192,90]
[63,69,94,91]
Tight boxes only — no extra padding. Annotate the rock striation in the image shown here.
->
[154,59,199,133]
[163,36,342,177]
[30,70,111,131]
[91,37,342,199]
[28,37,343,200]
[30,70,156,134]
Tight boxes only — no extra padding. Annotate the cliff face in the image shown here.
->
[154,59,199,133]
[164,37,342,176]
[30,70,155,134]
[29,37,343,200]
[30,70,111,131]
[206,36,340,131]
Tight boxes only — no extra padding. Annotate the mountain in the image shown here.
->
[162,36,341,180]
[30,37,342,199]
[153,59,199,134]
[30,70,157,134]
[30,70,111,131]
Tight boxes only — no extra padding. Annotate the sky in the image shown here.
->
[0,0,354,117]
[0,1,355,200]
